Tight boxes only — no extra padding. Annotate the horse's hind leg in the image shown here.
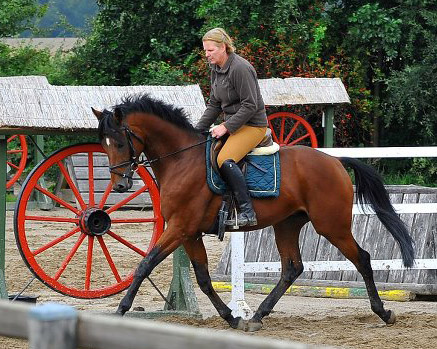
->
[325,233,396,324]
[247,214,307,332]
[183,238,245,329]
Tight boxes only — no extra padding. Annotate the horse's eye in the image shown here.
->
[116,143,124,149]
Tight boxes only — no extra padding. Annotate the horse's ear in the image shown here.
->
[91,107,103,120]
[113,107,123,125]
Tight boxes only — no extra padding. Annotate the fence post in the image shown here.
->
[323,106,335,147]
[29,303,77,349]
[34,135,53,210]
[228,231,253,320]
[164,246,200,314]
[0,135,8,299]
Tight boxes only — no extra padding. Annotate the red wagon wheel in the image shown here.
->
[6,135,28,189]
[267,112,318,148]
[14,143,164,299]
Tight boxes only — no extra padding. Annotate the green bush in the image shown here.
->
[130,61,186,86]
[0,43,73,84]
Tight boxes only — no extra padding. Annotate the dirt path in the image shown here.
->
[2,209,436,348]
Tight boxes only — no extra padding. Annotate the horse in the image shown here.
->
[92,94,414,332]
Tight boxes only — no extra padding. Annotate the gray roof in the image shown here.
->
[0,76,350,132]
[0,77,206,131]
[0,38,80,54]
[0,75,50,87]
[259,78,350,105]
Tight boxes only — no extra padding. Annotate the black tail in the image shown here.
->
[340,157,415,267]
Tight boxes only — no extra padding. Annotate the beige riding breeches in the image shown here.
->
[217,125,268,168]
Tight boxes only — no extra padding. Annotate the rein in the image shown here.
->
[109,126,211,179]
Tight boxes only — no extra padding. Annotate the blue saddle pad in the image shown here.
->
[205,139,281,198]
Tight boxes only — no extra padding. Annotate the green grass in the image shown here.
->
[383,173,435,187]
[6,193,17,202]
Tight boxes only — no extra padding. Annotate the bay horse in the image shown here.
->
[92,94,414,332]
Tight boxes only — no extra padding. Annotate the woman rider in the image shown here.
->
[196,28,268,227]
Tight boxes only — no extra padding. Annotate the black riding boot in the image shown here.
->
[220,159,257,227]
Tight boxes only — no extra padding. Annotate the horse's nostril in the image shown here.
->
[114,183,126,192]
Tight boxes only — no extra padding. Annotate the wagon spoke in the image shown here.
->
[283,121,301,145]
[97,236,122,282]
[25,215,78,223]
[35,184,80,214]
[85,236,94,290]
[88,152,95,206]
[268,122,279,144]
[54,232,86,281]
[6,149,24,155]
[98,181,113,209]
[279,117,286,143]
[7,135,18,142]
[7,161,20,170]
[32,227,81,256]
[57,161,87,210]
[289,133,311,146]
[105,185,148,214]
[107,230,147,257]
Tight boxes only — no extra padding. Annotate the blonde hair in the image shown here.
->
[202,28,235,53]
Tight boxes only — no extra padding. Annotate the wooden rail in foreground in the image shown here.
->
[0,300,328,349]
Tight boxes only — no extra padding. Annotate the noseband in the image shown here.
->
[108,126,212,180]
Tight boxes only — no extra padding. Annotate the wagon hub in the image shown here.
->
[79,208,111,236]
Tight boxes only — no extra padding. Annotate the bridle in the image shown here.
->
[108,125,144,180]
[108,125,212,180]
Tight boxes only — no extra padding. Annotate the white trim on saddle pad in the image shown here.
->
[249,142,280,156]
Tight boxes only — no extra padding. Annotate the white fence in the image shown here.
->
[228,147,437,319]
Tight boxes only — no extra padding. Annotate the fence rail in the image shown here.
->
[0,300,322,349]
[227,147,437,319]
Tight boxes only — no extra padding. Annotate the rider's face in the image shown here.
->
[203,40,227,67]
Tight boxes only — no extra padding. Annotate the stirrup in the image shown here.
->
[225,212,257,228]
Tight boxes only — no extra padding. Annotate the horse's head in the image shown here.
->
[92,107,144,193]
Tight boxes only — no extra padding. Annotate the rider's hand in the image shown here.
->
[211,124,228,138]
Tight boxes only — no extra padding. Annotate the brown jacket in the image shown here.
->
[196,53,267,134]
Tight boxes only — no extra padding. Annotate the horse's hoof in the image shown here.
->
[386,310,396,325]
[115,309,125,316]
[245,319,263,332]
[230,317,247,330]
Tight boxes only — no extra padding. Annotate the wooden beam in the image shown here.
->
[0,301,316,349]
[0,135,8,299]
[323,106,334,147]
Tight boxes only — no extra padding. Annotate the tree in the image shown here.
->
[323,0,437,147]
[383,1,437,146]
[346,3,402,146]
[66,0,204,85]
[0,0,46,36]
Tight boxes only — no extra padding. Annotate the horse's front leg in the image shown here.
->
[183,238,246,330]
[116,231,181,315]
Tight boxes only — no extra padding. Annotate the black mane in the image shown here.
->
[98,93,200,141]
[116,94,198,131]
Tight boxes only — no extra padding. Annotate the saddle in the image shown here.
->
[206,129,280,240]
